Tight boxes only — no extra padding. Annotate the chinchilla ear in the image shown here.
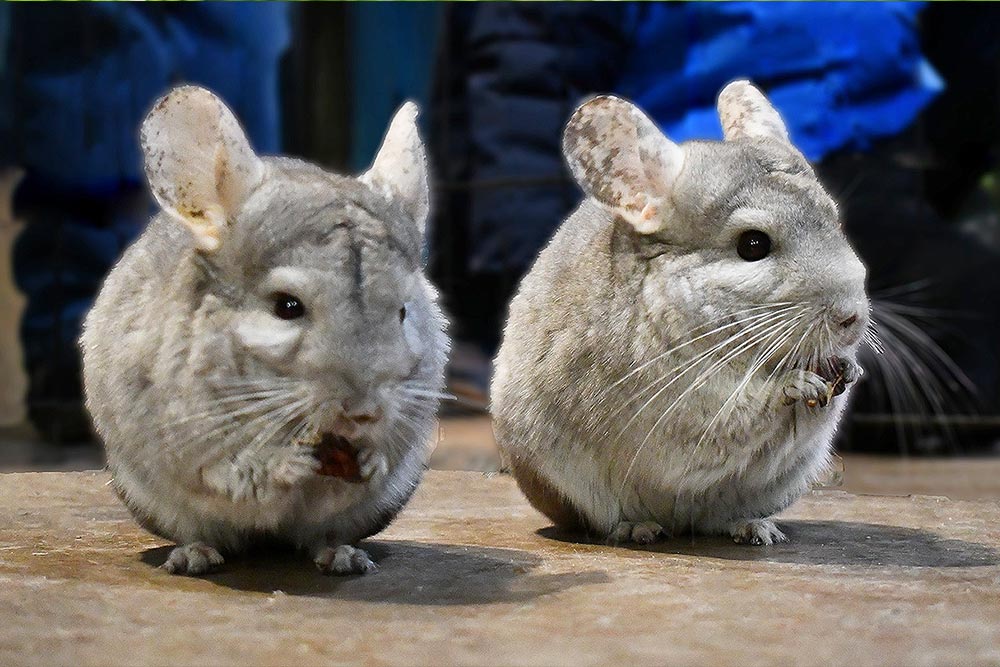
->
[140,86,265,253]
[563,95,684,235]
[361,101,429,233]
[717,80,790,145]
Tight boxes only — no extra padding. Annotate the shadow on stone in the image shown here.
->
[141,540,609,604]
[537,520,1000,568]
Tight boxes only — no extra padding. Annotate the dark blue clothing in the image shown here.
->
[430,3,631,282]
[430,2,940,278]
[1,3,288,191]
[1,3,289,398]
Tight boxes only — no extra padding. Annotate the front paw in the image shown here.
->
[780,369,831,408]
[357,447,388,485]
[828,356,863,396]
[201,461,263,503]
[272,445,321,488]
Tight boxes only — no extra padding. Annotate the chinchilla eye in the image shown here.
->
[273,293,305,320]
[399,306,407,323]
[737,230,771,261]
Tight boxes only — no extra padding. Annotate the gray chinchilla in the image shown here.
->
[492,81,869,545]
[81,86,448,575]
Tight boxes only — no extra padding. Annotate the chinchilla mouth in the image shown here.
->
[814,355,851,397]
[300,431,365,483]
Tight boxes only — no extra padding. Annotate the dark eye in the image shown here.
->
[273,293,305,320]
[399,306,407,323]
[737,230,772,262]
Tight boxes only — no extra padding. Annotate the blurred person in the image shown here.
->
[0,3,289,441]
[428,1,1000,451]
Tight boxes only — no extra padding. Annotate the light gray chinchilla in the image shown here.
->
[492,81,870,546]
[81,86,448,575]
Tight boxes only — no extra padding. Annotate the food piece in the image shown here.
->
[815,356,851,397]
[313,434,364,482]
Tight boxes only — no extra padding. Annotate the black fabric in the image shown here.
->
[818,136,1000,424]
[428,3,631,349]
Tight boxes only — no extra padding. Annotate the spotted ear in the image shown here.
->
[562,95,684,234]
[361,101,430,233]
[140,86,265,253]
[717,80,790,145]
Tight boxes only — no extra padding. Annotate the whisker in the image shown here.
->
[593,304,799,410]
[616,313,799,495]
[692,314,808,455]
[603,307,803,430]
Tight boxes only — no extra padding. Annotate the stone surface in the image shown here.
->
[1,470,999,666]
[835,453,1000,501]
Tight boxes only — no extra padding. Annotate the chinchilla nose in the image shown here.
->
[342,402,383,425]
[830,297,869,338]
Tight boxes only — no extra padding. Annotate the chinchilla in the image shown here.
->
[81,86,448,575]
[491,81,870,545]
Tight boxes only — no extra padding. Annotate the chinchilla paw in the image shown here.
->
[272,445,321,488]
[609,520,666,545]
[780,369,831,408]
[314,544,378,576]
[730,519,787,546]
[838,357,863,384]
[357,447,388,484]
[162,542,225,575]
[202,460,264,503]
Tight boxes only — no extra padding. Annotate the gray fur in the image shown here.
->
[81,87,448,574]
[492,81,869,544]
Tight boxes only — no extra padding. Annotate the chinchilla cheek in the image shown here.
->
[234,312,303,363]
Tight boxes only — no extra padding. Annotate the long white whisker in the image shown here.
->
[692,314,807,456]
[594,304,799,410]
[606,307,803,437]
[617,314,799,495]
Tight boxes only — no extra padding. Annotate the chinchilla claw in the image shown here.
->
[781,369,831,408]
[357,447,388,484]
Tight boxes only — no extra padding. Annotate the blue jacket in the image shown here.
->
[0,3,289,193]
[430,2,941,275]
[620,2,941,161]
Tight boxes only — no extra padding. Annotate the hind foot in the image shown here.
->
[314,544,378,576]
[609,521,665,545]
[162,542,224,575]
[730,519,787,546]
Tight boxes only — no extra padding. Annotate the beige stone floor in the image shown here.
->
[1,469,999,667]
[3,418,1000,666]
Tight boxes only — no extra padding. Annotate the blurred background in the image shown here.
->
[3,1,1000,495]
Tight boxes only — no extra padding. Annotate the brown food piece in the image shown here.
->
[814,356,850,397]
[314,434,364,483]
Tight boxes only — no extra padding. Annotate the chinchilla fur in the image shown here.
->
[492,81,870,546]
[81,86,448,575]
